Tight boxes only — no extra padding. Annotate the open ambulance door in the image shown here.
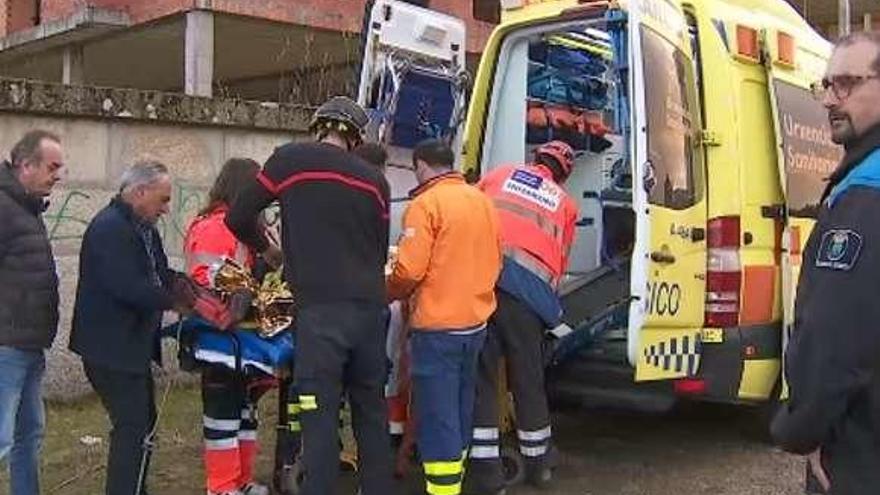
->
[627,0,708,381]
[357,0,468,240]
[762,31,841,396]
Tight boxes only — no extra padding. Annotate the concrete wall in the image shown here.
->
[0,111,303,400]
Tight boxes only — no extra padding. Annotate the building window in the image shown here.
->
[474,0,500,24]
[6,0,39,34]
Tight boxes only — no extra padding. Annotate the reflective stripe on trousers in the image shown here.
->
[469,427,500,460]
[517,425,551,458]
[424,455,464,495]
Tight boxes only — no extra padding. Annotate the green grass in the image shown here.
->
[1,383,280,495]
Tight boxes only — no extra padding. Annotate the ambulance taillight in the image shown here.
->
[705,216,742,328]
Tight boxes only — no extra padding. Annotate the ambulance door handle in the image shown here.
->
[690,227,706,242]
[650,251,676,264]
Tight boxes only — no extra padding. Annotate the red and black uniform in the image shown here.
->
[227,141,395,495]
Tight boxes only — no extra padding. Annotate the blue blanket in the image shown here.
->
[163,318,294,376]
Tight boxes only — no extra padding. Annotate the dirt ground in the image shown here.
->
[0,384,806,495]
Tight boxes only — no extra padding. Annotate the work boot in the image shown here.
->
[462,461,505,495]
[525,463,553,490]
[241,482,270,495]
[462,489,506,495]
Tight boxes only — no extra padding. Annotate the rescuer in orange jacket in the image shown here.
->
[467,141,579,494]
[183,158,277,495]
[387,139,502,495]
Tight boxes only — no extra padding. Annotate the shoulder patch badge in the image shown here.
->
[501,169,562,212]
[815,229,863,271]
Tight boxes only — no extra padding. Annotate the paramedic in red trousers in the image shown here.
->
[226,96,395,495]
[70,161,196,495]
[184,158,278,495]
[771,32,880,495]
[387,139,502,495]
[467,141,578,494]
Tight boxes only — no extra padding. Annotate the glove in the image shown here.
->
[167,272,197,313]
[228,289,255,326]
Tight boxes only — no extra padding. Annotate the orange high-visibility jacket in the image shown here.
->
[479,164,578,287]
[184,205,255,287]
[387,173,502,331]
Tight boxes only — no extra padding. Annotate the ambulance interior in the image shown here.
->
[359,3,660,365]
[480,17,638,353]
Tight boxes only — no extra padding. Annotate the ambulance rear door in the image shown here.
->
[628,0,709,382]
[762,29,840,385]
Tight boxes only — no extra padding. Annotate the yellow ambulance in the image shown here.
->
[458,0,842,410]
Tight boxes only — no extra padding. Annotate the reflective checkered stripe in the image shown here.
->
[517,425,551,458]
[643,334,702,375]
[424,456,464,495]
[469,427,500,460]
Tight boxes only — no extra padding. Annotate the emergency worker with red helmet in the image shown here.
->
[467,141,579,494]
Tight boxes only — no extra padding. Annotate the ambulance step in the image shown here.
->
[560,264,630,330]
[548,380,676,413]
[548,357,675,413]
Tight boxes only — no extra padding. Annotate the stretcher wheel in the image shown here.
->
[500,445,525,487]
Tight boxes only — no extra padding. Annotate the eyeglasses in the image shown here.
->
[811,74,880,101]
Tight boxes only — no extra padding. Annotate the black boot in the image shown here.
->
[525,459,553,490]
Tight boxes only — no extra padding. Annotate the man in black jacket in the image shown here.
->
[0,130,64,495]
[227,96,395,495]
[772,32,880,495]
[70,161,193,495]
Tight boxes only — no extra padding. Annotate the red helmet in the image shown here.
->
[534,140,575,181]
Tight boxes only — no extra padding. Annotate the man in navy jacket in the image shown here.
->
[70,161,193,495]
[771,33,880,495]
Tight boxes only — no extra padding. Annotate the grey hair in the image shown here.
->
[119,161,170,193]
[836,31,880,73]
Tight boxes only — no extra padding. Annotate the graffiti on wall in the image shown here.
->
[45,182,280,256]
[45,182,208,256]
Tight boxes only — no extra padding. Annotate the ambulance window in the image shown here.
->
[772,79,841,218]
[641,26,700,210]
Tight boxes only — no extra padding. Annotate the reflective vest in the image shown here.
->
[184,205,254,288]
[479,165,578,288]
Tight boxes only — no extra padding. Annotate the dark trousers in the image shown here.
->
[410,329,486,495]
[293,302,394,495]
[84,362,156,495]
[468,291,552,491]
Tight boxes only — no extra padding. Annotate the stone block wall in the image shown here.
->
[0,78,308,399]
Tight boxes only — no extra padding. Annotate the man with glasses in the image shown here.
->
[772,32,880,495]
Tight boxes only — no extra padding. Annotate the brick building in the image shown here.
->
[0,1,877,105]
[0,0,499,103]
[786,0,880,38]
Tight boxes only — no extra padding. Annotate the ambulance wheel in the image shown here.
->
[500,446,525,487]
